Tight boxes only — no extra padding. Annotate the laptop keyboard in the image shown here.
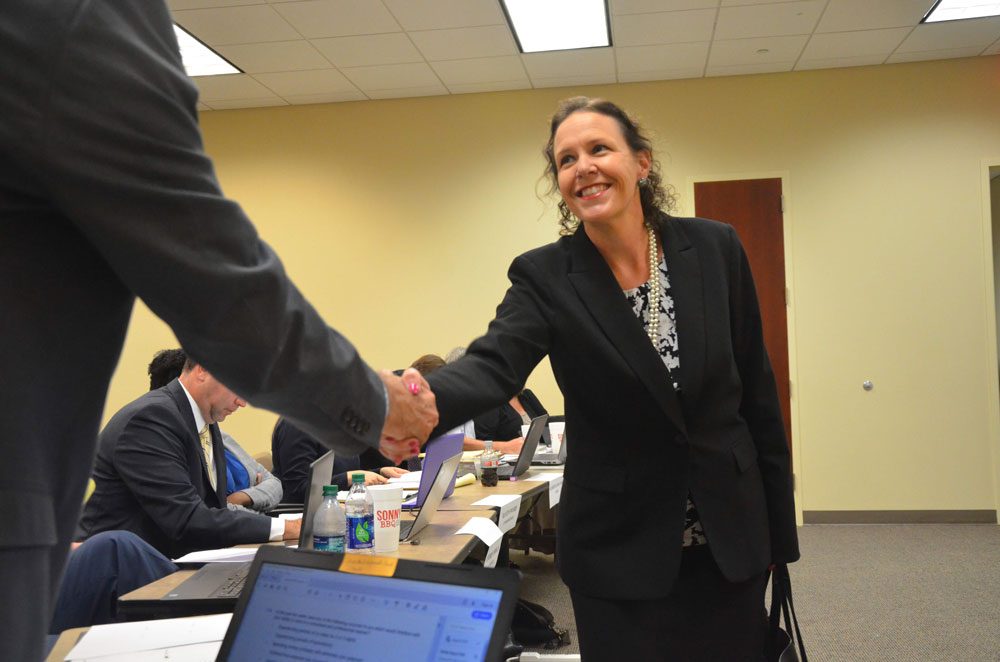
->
[211,564,251,599]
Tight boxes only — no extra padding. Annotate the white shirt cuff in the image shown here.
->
[268,517,285,541]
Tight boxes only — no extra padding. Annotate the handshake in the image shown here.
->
[377,368,440,464]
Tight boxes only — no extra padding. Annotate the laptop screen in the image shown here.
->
[224,561,503,661]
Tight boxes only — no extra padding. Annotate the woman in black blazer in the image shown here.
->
[427,97,798,660]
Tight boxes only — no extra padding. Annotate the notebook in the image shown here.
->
[533,427,568,466]
[496,414,548,480]
[401,432,463,510]
[151,450,336,613]
[216,544,520,662]
[399,451,462,542]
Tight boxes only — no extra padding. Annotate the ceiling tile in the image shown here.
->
[284,91,369,105]
[530,73,618,88]
[430,56,528,86]
[216,41,331,73]
[173,6,301,45]
[887,46,986,63]
[521,48,616,78]
[795,54,887,70]
[193,74,278,100]
[613,9,717,46]
[253,69,359,96]
[896,17,1000,52]
[367,84,450,99]
[619,68,704,82]
[616,42,710,73]
[445,80,530,94]
[816,0,933,33]
[709,35,809,66]
[410,26,517,61]
[706,61,795,76]
[341,62,443,91]
[800,27,911,60]
[611,0,720,14]
[273,0,401,39]
[311,33,423,68]
[715,1,825,40]
[209,97,290,110]
[382,0,504,31]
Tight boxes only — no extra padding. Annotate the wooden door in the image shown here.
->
[694,178,791,448]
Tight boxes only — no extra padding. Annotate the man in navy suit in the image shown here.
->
[78,360,300,557]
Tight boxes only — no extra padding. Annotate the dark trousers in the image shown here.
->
[49,531,178,634]
[570,546,768,662]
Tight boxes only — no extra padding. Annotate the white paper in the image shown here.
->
[66,641,221,661]
[455,516,503,568]
[472,494,522,533]
[172,547,258,564]
[522,473,563,507]
[388,470,421,485]
[65,614,231,660]
[278,512,303,521]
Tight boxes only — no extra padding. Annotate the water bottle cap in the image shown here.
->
[351,473,365,484]
[322,485,339,496]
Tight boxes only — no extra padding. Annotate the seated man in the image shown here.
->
[148,349,282,513]
[77,358,300,557]
[272,418,408,502]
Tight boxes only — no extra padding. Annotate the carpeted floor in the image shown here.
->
[513,523,1000,661]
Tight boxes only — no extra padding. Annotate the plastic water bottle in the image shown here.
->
[345,473,374,553]
[481,440,498,487]
[312,485,345,552]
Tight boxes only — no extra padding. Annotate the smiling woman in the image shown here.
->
[427,96,799,660]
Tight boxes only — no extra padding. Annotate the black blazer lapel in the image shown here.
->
[566,227,687,436]
[210,424,226,504]
[164,380,223,505]
[656,214,706,413]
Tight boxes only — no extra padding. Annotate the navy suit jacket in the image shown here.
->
[78,380,272,557]
[428,213,799,600]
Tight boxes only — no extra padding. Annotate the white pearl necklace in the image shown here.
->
[645,222,661,348]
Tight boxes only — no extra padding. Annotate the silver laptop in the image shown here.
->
[533,427,568,466]
[399,451,462,541]
[497,414,548,479]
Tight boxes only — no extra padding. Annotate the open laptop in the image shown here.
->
[399,451,461,542]
[147,451,336,614]
[216,544,520,662]
[401,432,463,510]
[496,414,548,480]
[533,427,568,466]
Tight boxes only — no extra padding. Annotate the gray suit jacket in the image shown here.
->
[0,2,382,657]
[222,432,283,512]
[78,381,273,558]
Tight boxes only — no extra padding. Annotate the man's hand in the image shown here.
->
[378,368,438,463]
[227,491,253,507]
[350,470,389,486]
[495,438,524,455]
[379,466,409,479]
[283,517,302,541]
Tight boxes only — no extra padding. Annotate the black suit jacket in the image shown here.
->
[428,214,799,600]
[0,3,384,657]
[78,381,272,557]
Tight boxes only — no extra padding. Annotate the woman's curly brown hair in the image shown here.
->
[542,97,676,235]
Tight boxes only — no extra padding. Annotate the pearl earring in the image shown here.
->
[638,177,649,188]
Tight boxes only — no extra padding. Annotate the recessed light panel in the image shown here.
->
[502,0,610,54]
[174,24,240,77]
[922,0,1000,23]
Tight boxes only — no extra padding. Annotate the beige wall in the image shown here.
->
[104,55,1000,515]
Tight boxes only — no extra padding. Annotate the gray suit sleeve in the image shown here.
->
[222,433,283,511]
[36,1,382,455]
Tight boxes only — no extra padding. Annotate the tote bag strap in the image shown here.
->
[773,563,808,662]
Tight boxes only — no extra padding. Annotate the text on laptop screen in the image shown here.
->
[226,562,503,661]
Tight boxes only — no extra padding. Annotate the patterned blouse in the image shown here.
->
[623,256,707,548]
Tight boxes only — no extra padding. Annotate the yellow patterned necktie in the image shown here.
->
[199,425,217,491]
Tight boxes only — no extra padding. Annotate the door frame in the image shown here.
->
[684,171,803,526]
[979,157,1000,523]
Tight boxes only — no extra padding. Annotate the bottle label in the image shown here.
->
[346,515,374,549]
[313,534,345,553]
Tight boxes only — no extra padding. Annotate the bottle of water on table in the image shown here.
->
[346,473,374,554]
[313,485,345,552]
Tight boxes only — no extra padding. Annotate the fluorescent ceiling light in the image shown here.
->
[173,24,240,76]
[922,0,1000,23]
[501,0,610,53]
